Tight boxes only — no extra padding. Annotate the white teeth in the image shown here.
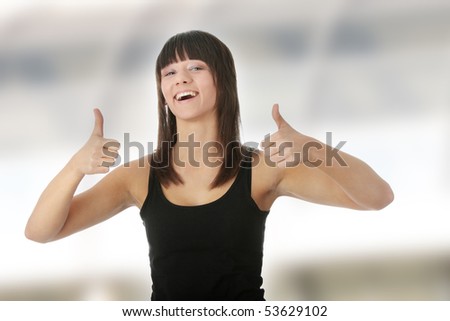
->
[175,91,198,101]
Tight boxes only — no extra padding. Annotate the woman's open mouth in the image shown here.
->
[175,91,198,101]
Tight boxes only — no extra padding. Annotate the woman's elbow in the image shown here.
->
[370,183,394,210]
[24,225,53,244]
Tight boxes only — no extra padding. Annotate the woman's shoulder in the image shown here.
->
[243,147,281,210]
[111,154,152,208]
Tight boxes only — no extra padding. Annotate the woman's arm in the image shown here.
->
[24,108,126,243]
[260,104,394,210]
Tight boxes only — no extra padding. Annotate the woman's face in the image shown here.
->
[160,59,217,123]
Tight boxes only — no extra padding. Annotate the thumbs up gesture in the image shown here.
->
[260,104,312,168]
[71,108,120,175]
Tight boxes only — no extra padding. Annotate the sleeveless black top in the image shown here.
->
[140,151,270,300]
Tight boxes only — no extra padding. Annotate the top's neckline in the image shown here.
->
[156,167,243,209]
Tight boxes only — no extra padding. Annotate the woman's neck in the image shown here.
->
[173,118,221,169]
[176,120,219,143]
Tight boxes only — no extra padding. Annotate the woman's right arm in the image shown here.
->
[24,108,128,243]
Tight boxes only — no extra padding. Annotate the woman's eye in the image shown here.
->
[190,66,203,71]
[161,69,175,77]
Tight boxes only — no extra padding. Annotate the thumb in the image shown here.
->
[92,108,104,137]
[272,103,288,129]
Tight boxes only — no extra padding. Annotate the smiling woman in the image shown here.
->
[154,31,241,189]
[160,59,217,127]
[24,30,393,301]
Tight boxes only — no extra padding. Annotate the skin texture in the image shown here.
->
[25,58,394,243]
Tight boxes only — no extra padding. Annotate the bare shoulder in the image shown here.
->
[248,148,313,210]
[249,149,282,211]
[119,154,151,209]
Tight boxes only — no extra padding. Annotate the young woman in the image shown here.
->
[25,30,394,300]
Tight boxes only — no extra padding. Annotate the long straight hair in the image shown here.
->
[152,30,243,188]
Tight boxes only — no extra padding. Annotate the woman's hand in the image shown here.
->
[260,103,315,168]
[25,108,127,243]
[70,108,120,175]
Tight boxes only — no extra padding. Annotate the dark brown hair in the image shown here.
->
[152,30,242,188]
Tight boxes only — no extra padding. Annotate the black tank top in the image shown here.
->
[140,150,270,300]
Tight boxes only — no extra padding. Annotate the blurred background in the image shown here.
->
[1,0,450,300]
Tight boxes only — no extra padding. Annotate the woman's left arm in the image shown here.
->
[262,104,394,211]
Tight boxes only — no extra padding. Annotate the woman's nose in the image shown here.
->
[175,70,192,85]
